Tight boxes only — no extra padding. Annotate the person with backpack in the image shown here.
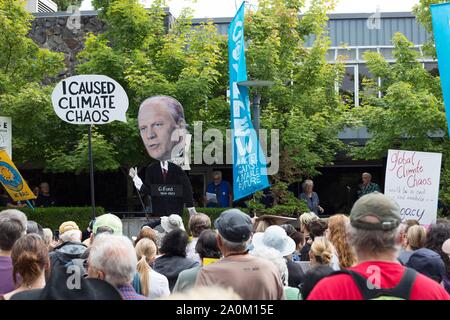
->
[308,192,450,300]
[49,221,87,273]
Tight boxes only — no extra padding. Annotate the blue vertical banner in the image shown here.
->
[431,3,450,137]
[228,3,270,201]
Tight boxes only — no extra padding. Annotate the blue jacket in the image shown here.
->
[299,192,320,214]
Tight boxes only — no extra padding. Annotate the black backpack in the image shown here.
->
[50,250,87,276]
[332,268,417,300]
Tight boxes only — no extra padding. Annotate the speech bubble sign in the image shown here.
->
[51,75,129,125]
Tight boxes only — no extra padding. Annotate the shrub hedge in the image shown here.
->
[0,207,103,231]
[0,205,307,232]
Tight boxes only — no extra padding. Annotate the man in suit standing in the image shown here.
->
[129,96,196,217]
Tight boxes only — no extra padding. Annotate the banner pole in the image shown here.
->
[88,125,96,219]
[25,200,35,211]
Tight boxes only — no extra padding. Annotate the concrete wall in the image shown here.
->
[121,217,149,239]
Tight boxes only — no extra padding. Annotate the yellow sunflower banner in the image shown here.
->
[0,150,36,201]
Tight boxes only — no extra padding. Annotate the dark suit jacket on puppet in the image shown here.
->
[140,161,194,217]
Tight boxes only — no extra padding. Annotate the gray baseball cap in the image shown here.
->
[350,192,401,231]
[214,209,253,242]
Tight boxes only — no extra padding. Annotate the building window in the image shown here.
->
[340,65,359,107]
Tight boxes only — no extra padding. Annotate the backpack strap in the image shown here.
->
[384,268,417,300]
[332,267,417,300]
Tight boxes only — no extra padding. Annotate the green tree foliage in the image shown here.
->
[349,32,450,205]
[0,0,66,166]
[245,0,346,183]
[0,0,64,93]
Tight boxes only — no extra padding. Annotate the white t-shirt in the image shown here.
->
[186,237,201,264]
[145,270,170,299]
[331,249,340,271]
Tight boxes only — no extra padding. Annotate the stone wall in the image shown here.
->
[30,11,106,77]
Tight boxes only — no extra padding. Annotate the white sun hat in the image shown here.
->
[252,225,296,257]
[160,214,185,233]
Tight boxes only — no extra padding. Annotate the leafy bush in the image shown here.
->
[0,204,308,234]
[0,207,104,231]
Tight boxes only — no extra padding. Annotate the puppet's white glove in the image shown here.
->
[129,167,143,190]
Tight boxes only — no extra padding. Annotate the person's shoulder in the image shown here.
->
[145,162,159,172]
[200,259,224,272]
[9,289,43,300]
[251,255,281,270]
[307,273,357,300]
[179,266,200,278]
[152,270,169,283]
[182,256,200,267]
[411,272,450,300]
[168,161,183,171]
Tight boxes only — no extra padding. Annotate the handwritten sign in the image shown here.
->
[0,150,36,201]
[0,117,11,158]
[51,75,129,125]
[384,149,442,225]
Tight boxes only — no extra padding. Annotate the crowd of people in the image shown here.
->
[0,192,449,300]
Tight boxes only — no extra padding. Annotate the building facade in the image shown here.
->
[26,0,58,13]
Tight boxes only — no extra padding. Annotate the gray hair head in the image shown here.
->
[42,228,53,246]
[139,96,187,129]
[349,223,401,257]
[362,172,372,179]
[212,171,222,178]
[0,209,28,251]
[218,233,250,253]
[302,179,314,191]
[89,234,137,287]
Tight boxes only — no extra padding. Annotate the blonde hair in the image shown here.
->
[310,236,334,266]
[406,225,427,250]
[254,219,270,233]
[327,214,356,268]
[162,286,241,300]
[135,238,157,297]
[134,227,158,246]
[188,213,211,237]
[299,212,318,232]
